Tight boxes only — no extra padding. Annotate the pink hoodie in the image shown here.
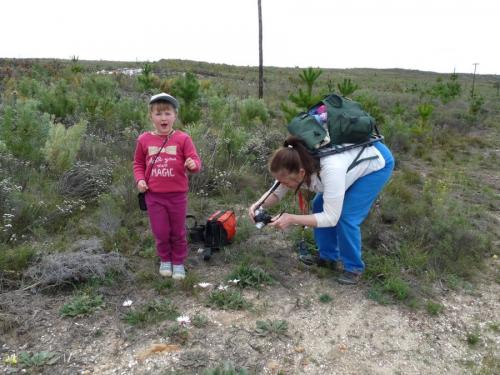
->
[133,131,201,193]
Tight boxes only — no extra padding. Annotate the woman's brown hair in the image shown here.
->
[268,136,320,186]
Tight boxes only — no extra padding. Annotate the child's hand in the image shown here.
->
[137,180,148,192]
[184,157,196,171]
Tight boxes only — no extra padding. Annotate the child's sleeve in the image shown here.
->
[133,139,147,183]
[183,136,202,173]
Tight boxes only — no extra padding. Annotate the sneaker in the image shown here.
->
[172,264,186,280]
[299,253,338,270]
[159,261,172,277]
[337,271,361,285]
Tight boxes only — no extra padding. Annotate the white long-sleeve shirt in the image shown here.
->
[271,145,386,228]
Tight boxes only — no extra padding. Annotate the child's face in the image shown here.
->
[150,103,177,135]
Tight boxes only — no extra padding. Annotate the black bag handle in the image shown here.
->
[185,214,198,229]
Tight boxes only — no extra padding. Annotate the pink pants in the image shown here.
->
[145,192,188,265]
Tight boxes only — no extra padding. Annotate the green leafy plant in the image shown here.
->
[466,331,480,346]
[18,351,59,368]
[192,313,209,328]
[207,290,250,310]
[165,324,189,345]
[426,301,444,315]
[59,293,104,317]
[319,293,333,303]
[124,298,179,327]
[383,277,410,301]
[255,319,289,338]
[227,263,273,289]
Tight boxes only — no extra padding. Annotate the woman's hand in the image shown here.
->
[137,180,148,193]
[248,202,260,222]
[268,212,295,230]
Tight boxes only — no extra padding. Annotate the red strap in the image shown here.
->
[298,191,308,214]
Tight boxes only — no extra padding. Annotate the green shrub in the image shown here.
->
[430,73,461,104]
[0,100,51,164]
[43,119,87,173]
[38,79,77,120]
[383,277,410,301]
[282,67,324,121]
[172,72,201,124]
[417,103,434,129]
[239,98,269,127]
[137,62,159,91]
[0,244,36,272]
[337,78,359,97]
[17,77,42,98]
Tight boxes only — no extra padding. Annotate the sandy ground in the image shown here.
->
[0,234,499,375]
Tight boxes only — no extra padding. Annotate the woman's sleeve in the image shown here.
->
[312,163,346,227]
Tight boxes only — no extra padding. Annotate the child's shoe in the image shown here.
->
[159,261,172,277]
[172,264,186,280]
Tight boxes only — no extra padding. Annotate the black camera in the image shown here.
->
[254,207,273,229]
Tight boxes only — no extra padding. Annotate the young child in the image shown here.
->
[133,93,201,279]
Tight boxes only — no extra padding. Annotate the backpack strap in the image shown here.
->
[347,145,379,172]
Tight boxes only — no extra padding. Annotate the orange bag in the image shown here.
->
[204,210,237,248]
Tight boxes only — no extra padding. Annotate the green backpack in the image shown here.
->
[287,93,378,151]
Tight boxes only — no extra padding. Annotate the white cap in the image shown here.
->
[149,93,179,111]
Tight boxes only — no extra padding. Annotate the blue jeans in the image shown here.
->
[312,142,394,273]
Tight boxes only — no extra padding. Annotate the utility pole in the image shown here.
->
[471,62,479,98]
[258,0,263,99]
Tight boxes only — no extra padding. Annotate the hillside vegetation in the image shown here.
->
[0,58,498,374]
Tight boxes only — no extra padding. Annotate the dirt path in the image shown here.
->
[1,235,499,375]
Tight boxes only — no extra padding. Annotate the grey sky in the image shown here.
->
[1,0,498,75]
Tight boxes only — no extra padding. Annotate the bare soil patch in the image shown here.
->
[1,232,498,375]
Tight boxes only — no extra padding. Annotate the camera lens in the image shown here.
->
[255,222,265,229]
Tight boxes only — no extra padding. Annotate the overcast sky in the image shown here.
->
[1,0,498,75]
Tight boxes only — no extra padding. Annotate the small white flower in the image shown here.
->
[228,279,240,285]
[176,315,190,326]
[197,282,212,288]
[122,299,133,307]
[218,284,229,291]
